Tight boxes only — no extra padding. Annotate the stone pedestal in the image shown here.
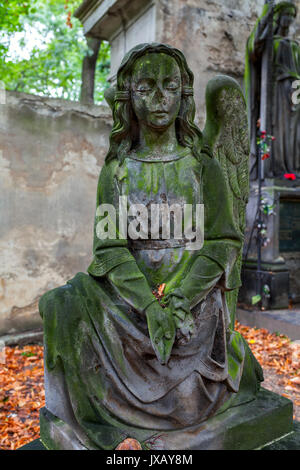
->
[239,266,290,310]
[39,389,295,450]
[239,178,300,309]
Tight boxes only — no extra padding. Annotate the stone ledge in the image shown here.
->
[0,329,43,347]
[5,90,112,120]
[236,307,300,341]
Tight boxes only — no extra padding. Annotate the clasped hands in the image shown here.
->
[145,289,194,365]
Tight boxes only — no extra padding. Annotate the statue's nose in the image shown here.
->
[153,84,166,102]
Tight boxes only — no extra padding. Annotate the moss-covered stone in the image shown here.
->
[38,389,294,450]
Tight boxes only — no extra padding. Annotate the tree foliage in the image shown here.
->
[0,0,110,102]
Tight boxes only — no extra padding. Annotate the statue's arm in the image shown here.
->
[248,7,273,62]
[175,256,224,307]
[88,160,157,314]
[106,261,156,312]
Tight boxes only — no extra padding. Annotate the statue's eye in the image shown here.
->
[165,82,179,91]
[137,87,151,93]
[136,82,153,93]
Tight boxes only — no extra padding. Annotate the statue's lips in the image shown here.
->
[151,111,168,116]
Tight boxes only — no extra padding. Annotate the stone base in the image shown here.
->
[18,439,46,450]
[18,422,300,450]
[40,408,88,450]
[262,421,300,450]
[39,389,295,450]
[239,267,290,309]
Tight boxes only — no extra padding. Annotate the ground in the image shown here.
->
[0,322,299,450]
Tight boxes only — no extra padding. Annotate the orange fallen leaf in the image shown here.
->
[290,376,300,385]
[158,283,166,296]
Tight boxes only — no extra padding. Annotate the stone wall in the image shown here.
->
[156,0,300,129]
[0,92,112,335]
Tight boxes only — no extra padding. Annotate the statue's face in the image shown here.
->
[131,52,182,130]
[279,12,294,30]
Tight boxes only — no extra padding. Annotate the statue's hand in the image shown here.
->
[145,303,175,365]
[163,289,194,345]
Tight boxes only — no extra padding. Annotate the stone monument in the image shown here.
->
[239,1,300,309]
[38,43,295,450]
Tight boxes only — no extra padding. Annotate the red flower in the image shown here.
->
[262,153,270,161]
[284,173,296,181]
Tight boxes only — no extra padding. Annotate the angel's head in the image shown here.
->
[105,43,202,162]
[274,2,297,35]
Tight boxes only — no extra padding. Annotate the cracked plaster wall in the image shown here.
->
[0,91,112,335]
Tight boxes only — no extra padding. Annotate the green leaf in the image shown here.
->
[0,0,110,102]
[251,294,262,305]
[21,351,36,357]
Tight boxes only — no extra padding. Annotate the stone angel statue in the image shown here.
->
[39,43,263,450]
[246,1,300,178]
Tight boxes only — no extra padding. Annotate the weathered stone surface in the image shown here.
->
[1,329,43,346]
[262,422,300,450]
[0,91,112,335]
[17,439,46,450]
[156,0,264,128]
[17,421,300,449]
[40,408,88,450]
[16,420,300,449]
[157,0,300,129]
[39,389,294,450]
[282,253,300,304]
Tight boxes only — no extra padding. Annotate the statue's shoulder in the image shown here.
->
[274,35,298,46]
[100,158,119,175]
[97,158,121,189]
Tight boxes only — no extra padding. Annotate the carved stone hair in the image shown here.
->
[274,1,297,25]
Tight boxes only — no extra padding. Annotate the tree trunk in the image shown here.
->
[80,37,101,105]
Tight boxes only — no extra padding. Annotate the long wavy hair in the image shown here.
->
[105,43,203,163]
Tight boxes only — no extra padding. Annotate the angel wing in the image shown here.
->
[203,75,250,328]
